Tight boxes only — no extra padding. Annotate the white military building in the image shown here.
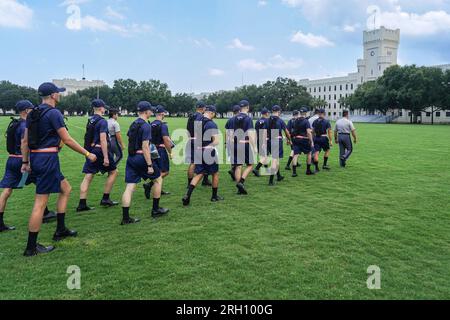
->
[53,78,106,97]
[298,26,400,121]
[298,27,450,124]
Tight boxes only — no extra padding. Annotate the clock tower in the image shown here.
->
[357,26,400,83]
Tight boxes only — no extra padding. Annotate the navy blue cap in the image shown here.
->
[38,82,66,97]
[137,101,153,112]
[92,99,108,109]
[300,107,309,113]
[155,105,167,114]
[293,110,300,116]
[232,105,241,113]
[15,100,34,112]
[261,108,269,115]
[318,108,326,114]
[196,101,206,109]
[205,105,217,113]
[272,105,281,112]
[239,100,250,108]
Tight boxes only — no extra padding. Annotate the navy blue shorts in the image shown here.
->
[267,140,284,159]
[156,147,170,173]
[293,139,312,155]
[232,143,255,165]
[0,157,24,189]
[30,153,65,195]
[125,155,161,184]
[314,136,331,153]
[82,147,117,174]
[195,160,219,175]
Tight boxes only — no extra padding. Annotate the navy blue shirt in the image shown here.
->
[312,118,331,136]
[150,120,170,145]
[26,104,66,149]
[90,114,109,145]
[12,119,27,155]
[225,117,234,130]
[202,119,218,148]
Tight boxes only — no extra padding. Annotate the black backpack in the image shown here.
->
[234,114,247,131]
[292,118,306,136]
[83,117,103,149]
[255,119,266,132]
[151,122,163,145]
[5,118,21,154]
[127,121,145,156]
[187,113,197,137]
[27,107,52,150]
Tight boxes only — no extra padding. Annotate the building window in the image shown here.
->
[346,84,348,90]
[328,112,331,116]
[329,95,331,100]
[351,84,354,90]
[379,65,381,71]
[324,86,326,92]
[447,112,450,117]
[324,95,326,100]
[334,103,336,109]
[329,86,332,91]
[345,94,348,98]
[334,94,336,100]
[426,112,431,117]
[436,112,441,117]
[333,112,337,116]
[329,103,331,108]
[314,88,316,93]
[340,94,342,98]
[334,85,337,91]
[371,69,374,75]
[340,85,342,91]
[399,112,403,117]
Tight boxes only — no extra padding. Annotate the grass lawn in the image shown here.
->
[0,116,449,300]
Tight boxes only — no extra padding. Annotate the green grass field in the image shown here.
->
[0,116,449,300]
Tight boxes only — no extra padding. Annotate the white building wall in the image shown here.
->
[53,78,106,97]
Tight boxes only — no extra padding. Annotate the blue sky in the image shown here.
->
[1,0,450,93]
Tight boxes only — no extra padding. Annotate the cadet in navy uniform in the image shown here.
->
[182,105,223,206]
[225,105,241,181]
[186,101,210,187]
[252,108,270,177]
[232,100,256,195]
[312,108,333,172]
[290,107,315,177]
[144,105,173,198]
[267,105,292,185]
[285,110,300,171]
[1,101,57,230]
[121,101,169,225]
[77,99,119,212]
[21,83,97,257]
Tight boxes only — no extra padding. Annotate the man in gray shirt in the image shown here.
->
[334,110,358,168]
[108,109,125,166]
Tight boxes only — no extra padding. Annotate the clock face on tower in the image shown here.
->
[370,51,375,57]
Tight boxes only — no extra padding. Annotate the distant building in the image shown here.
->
[53,78,106,97]
[298,27,450,124]
[299,27,401,121]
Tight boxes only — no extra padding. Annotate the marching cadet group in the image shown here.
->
[0,82,358,257]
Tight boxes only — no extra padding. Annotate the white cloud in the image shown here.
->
[181,37,214,48]
[379,7,450,36]
[105,6,125,21]
[59,0,90,6]
[227,38,255,51]
[238,55,303,71]
[0,0,33,29]
[238,59,267,71]
[290,30,334,48]
[258,0,268,7]
[67,14,152,37]
[343,23,360,32]
[208,68,225,76]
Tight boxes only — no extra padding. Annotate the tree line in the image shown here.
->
[0,77,322,117]
[341,65,450,124]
